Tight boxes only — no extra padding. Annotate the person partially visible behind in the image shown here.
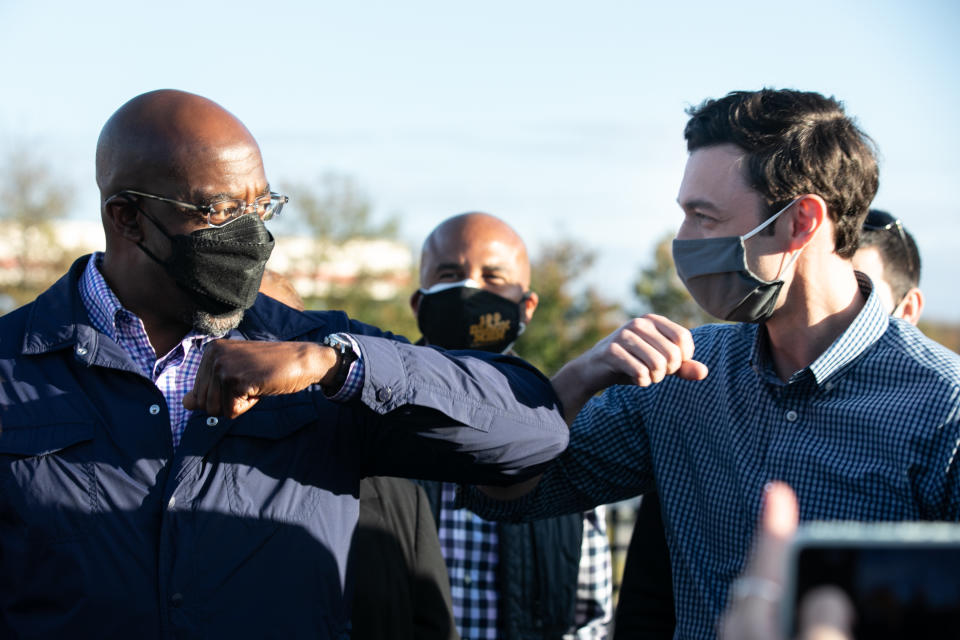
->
[851,208,924,324]
[260,269,460,640]
[411,212,614,639]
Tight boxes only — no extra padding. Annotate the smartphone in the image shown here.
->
[782,521,960,639]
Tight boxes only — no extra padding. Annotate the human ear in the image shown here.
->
[895,287,924,326]
[788,194,827,251]
[521,290,539,324]
[409,289,422,316]
[103,196,143,242]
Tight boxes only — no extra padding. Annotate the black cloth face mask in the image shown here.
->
[417,280,525,352]
[136,208,275,316]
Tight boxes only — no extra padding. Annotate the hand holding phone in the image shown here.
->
[720,482,855,640]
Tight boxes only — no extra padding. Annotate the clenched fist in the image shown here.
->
[183,340,339,418]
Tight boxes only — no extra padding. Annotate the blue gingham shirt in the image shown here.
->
[78,253,363,446]
[464,274,960,639]
[437,484,611,640]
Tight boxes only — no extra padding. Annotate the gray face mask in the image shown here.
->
[672,198,801,323]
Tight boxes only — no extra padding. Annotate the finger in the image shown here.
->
[227,395,260,420]
[645,314,697,361]
[749,481,799,582]
[203,361,223,417]
[187,345,216,412]
[797,586,854,640]
[616,328,670,383]
[677,359,710,381]
[618,318,689,382]
[608,341,653,386]
[182,389,197,411]
[720,483,799,640]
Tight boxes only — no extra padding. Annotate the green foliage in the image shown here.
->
[632,231,718,328]
[516,241,624,376]
[289,172,419,338]
[303,266,422,342]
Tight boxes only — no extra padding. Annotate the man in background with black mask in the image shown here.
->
[461,89,960,639]
[408,212,613,640]
[0,90,569,639]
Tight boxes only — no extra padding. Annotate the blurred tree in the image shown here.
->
[918,320,960,354]
[290,172,399,243]
[517,241,624,376]
[287,172,418,338]
[0,147,74,308]
[632,232,717,328]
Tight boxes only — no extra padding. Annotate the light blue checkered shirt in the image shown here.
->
[464,273,960,639]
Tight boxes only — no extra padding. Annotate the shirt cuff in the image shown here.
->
[324,333,365,402]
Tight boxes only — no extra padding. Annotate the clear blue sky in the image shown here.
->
[2,0,958,319]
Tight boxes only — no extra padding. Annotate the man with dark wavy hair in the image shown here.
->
[463,89,960,639]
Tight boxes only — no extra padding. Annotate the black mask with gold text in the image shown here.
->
[417,282,523,352]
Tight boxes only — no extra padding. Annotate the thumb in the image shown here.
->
[226,396,260,420]
[677,359,709,381]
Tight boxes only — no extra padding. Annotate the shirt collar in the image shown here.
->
[78,252,127,342]
[78,251,228,357]
[750,271,888,386]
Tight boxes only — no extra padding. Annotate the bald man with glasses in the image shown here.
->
[0,90,568,639]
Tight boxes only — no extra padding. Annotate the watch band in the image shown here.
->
[322,333,358,391]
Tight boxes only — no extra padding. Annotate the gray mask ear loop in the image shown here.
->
[740,197,805,279]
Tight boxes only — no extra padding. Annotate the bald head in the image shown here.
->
[95,90,272,350]
[96,89,262,199]
[420,212,531,290]
[414,212,538,338]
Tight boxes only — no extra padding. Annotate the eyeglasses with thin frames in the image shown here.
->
[110,189,288,227]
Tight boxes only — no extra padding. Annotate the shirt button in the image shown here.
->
[376,387,393,403]
[168,496,176,509]
[75,346,88,356]
[785,410,798,423]
[149,404,160,415]
[206,417,219,427]
[824,381,835,391]
[170,593,183,607]
[464,574,473,586]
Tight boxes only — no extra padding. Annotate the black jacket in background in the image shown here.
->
[351,476,460,640]
[613,492,675,640]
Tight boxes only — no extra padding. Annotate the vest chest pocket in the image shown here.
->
[0,420,97,543]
